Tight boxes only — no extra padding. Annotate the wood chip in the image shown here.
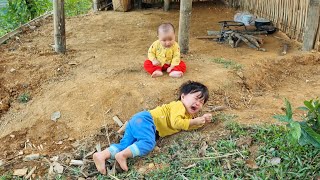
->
[23,154,40,161]
[13,168,28,176]
[70,160,84,166]
[113,116,123,127]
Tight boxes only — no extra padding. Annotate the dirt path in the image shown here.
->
[0,2,320,176]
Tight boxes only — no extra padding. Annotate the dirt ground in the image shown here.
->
[0,1,320,177]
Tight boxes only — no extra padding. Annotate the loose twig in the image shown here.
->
[183,152,238,160]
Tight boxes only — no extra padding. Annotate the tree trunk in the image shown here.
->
[178,0,192,54]
[164,0,170,11]
[53,0,66,54]
[302,0,320,51]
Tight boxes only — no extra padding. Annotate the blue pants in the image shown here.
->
[108,111,156,158]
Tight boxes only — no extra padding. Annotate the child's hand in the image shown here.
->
[152,59,160,66]
[202,113,212,123]
[190,117,206,126]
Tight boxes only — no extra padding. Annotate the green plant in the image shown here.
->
[0,0,52,36]
[18,92,31,103]
[273,99,320,148]
[0,0,91,37]
[64,0,92,17]
[212,58,243,71]
[0,173,13,180]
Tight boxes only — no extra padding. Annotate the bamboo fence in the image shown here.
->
[142,0,320,50]
[229,0,320,50]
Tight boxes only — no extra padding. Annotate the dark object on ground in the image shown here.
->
[258,25,277,34]
[254,18,271,29]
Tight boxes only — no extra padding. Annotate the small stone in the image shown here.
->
[18,151,24,155]
[55,141,63,145]
[10,134,15,138]
[148,163,155,169]
[10,68,16,73]
[269,148,275,152]
[29,25,36,30]
[68,61,78,65]
[53,162,64,174]
[138,167,147,174]
[154,146,160,153]
[51,111,61,122]
[269,157,281,165]
[13,168,28,176]
[0,160,4,167]
[23,154,40,161]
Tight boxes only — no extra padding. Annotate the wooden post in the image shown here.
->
[302,0,320,51]
[164,0,170,11]
[93,0,98,12]
[53,0,66,53]
[178,0,192,54]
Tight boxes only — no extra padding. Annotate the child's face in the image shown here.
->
[158,30,175,48]
[181,91,205,115]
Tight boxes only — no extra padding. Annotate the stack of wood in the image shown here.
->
[197,30,266,51]
[224,31,265,51]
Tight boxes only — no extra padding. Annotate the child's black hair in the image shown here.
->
[178,81,209,103]
[157,23,175,35]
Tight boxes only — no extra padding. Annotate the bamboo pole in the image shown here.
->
[53,0,66,54]
[302,0,320,51]
[164,0,170,11]
[178,0,192,54]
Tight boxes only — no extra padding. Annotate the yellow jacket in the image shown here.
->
[147,40,181,66]
[149,101,202,137]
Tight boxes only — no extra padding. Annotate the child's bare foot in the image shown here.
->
[169,71,183,78]
[151,70,163,78]
[93,152,107,175]
[115,152,129,171]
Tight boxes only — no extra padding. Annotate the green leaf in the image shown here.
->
[289,122,301,141]
[304,100,314,112]
[273,115,292,123]
[285,99,293,120]
[299,122,320,148]
[297,106,309,111]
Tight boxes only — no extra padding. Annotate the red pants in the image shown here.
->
[144,60,187,74]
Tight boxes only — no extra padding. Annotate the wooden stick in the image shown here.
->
[117,121,127,134]
[113,116,124,127]
[25,166,37,179]
[183,152,238,160]
[281,44,288,55]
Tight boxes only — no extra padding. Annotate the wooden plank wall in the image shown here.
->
[228,0,320,50]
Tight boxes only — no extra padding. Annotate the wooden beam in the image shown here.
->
[302,0,320,51]
[164,0,170,11]
[53,0,66,54]
[178,0,192,54]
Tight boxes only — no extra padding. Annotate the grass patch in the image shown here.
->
[97,122,320,179]
[212,58,243,71]
[17,92,31,103]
